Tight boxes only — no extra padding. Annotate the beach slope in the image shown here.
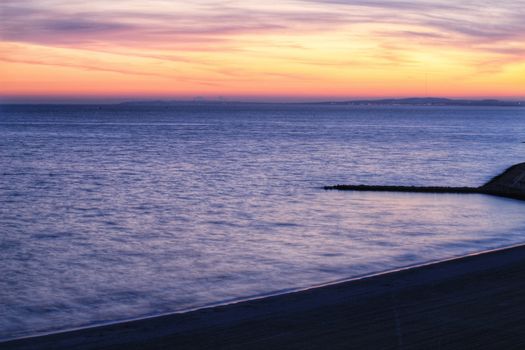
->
[4,244,525,349]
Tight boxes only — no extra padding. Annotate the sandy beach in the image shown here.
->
[3,243,525,349]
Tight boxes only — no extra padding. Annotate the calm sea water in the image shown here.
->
[1,104,524,339]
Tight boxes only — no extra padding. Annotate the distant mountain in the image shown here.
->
[309,98,523,107]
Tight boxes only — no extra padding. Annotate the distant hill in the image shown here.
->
[119,98,523,107]
[309,98,523,107]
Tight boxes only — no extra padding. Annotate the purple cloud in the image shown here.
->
[1,0,524,71]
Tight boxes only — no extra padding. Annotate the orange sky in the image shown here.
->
[1,0,524,101]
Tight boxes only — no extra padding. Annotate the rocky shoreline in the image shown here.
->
[325,163,525,201]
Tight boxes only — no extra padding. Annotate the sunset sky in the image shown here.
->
[1,0,524,102]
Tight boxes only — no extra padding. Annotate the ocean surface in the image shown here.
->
[1,103,524,340]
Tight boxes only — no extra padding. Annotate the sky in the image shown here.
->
[1,0,524,102]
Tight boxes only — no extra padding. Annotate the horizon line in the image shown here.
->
[1,96,525,105]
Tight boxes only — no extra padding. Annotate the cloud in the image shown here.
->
[304,0,525,43]
[1,0,524,74]
[0,1,349,48]
[303,0,466,12]
[2,1,523,46]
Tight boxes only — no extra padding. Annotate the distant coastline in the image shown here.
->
[116,97,524,107]
[1,97,524,107]
[308,97,524,107]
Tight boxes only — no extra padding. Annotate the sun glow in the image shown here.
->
[1,0,524,101]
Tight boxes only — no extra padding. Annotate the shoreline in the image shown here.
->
[4,243,525,349]
[2,242,523,342]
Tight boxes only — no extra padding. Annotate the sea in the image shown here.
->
[1,103,524,340]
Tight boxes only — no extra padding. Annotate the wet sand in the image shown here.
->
[4,244,525,350]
